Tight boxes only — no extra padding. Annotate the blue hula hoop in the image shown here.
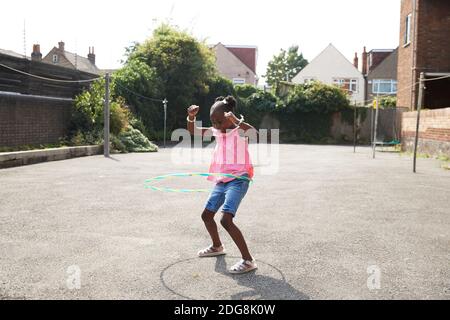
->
[144,172,252,193]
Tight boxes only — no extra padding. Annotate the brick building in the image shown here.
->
[32,41,101,75]
[357,47,398,102]
[397,0,450,110]
[212,43,258,86]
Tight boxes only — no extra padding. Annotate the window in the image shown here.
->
[232,78,245,85]
[333,78,358,93]
[373,79,397,94]
[349,79,358,92]
[304,78,316,83]
[52,54,58,63]
[405,13,412,45]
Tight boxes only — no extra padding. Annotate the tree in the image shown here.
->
[130,24,217,128]
[265,46,308,89]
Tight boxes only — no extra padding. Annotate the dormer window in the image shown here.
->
[52,54,59,63]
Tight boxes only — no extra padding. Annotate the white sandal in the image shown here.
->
[198,245,226,257]
[229,259,258,274]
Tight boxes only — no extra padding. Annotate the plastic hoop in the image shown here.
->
[144,172,252,193]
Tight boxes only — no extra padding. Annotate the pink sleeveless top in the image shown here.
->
[207,127,254,184]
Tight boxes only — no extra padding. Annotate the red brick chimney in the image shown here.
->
[362,46,368,75]
[88,46,96,65]
[31,44,42,61]
[58,41,65,51]
[353,52,359,70]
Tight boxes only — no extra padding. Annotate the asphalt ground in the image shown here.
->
[1,144,449,299]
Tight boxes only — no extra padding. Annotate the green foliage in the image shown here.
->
[131,24,217,128]
[71,78,130,137]
[265,46,308,89]
[235,84,258,99]
[285,82,351,113]
[235,89,281,128]
[379,96,397,108]
[71,78,107,134]
[117,126,158,152]
[112,59,163,137]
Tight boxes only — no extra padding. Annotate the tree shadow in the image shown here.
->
[214,256,310,300]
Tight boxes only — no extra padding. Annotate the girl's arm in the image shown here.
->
[187,105,211,136]
[225,112,258,133]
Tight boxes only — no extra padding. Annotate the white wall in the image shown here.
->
[292,44,365,105]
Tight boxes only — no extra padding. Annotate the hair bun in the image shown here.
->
[215,96,225,102]
[224,95,237,108]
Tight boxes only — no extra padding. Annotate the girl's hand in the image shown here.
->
[224,111,238,123]
[187,105,200,117]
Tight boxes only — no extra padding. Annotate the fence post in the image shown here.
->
[163,98,168,148]
[104,73,110,157]
[413,72,425,173]
[372,95,379,159]
[353,102,357,153]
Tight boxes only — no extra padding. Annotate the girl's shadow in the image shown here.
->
[214,255,309,300]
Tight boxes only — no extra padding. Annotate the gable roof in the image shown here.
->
[213,43,257,74]
[293,43,362,81]
[213,43,256,76]
[367,47,398,79]
[224,45,257,73]
[43,47,100,75]
[0,48,28,59]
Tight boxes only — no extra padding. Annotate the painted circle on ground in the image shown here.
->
[160,256,308,300]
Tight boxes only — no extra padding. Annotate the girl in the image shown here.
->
[187,96,257,274]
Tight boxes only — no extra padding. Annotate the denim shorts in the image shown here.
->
[205,174,250,217]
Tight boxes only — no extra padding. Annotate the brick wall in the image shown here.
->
[0,93,73,148]
[397,0,415,109]
[397,0,450,110]
[401,107,450,156]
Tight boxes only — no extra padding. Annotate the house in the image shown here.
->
[32,41,101,76]
[397,0,450,110]
[398,0,450,158]
[212,43,258,86]
[292,43,365,105]
[358,47,398,102]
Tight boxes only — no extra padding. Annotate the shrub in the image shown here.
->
[117,126,158,152]
[235,84,258,99]
[379,96,397,108]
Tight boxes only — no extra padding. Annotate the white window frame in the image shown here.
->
[332,78,358,93]
[404,13,412,46]
[303,77,317,84]
[372,79,398,94]
[349,79,358,93]
[232,78,246,85]
[52,54,59,63]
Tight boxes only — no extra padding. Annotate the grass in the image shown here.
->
[400,151,450,170]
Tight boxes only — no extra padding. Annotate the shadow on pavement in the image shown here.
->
[214,255,310,300]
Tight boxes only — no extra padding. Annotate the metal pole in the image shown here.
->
[104,73,110,157]
[163,98,167,148]
[370,105,374,146]
[353,102,357,153]
[372,94,379,159]
[413,72,425,173]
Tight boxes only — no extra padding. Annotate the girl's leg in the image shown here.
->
[220,213,252,261]
[201,209,222,248]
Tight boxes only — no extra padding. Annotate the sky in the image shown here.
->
[1,0,401,84]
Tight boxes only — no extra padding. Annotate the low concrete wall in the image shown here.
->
[0,145,103,169]
[401,107,450,157]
